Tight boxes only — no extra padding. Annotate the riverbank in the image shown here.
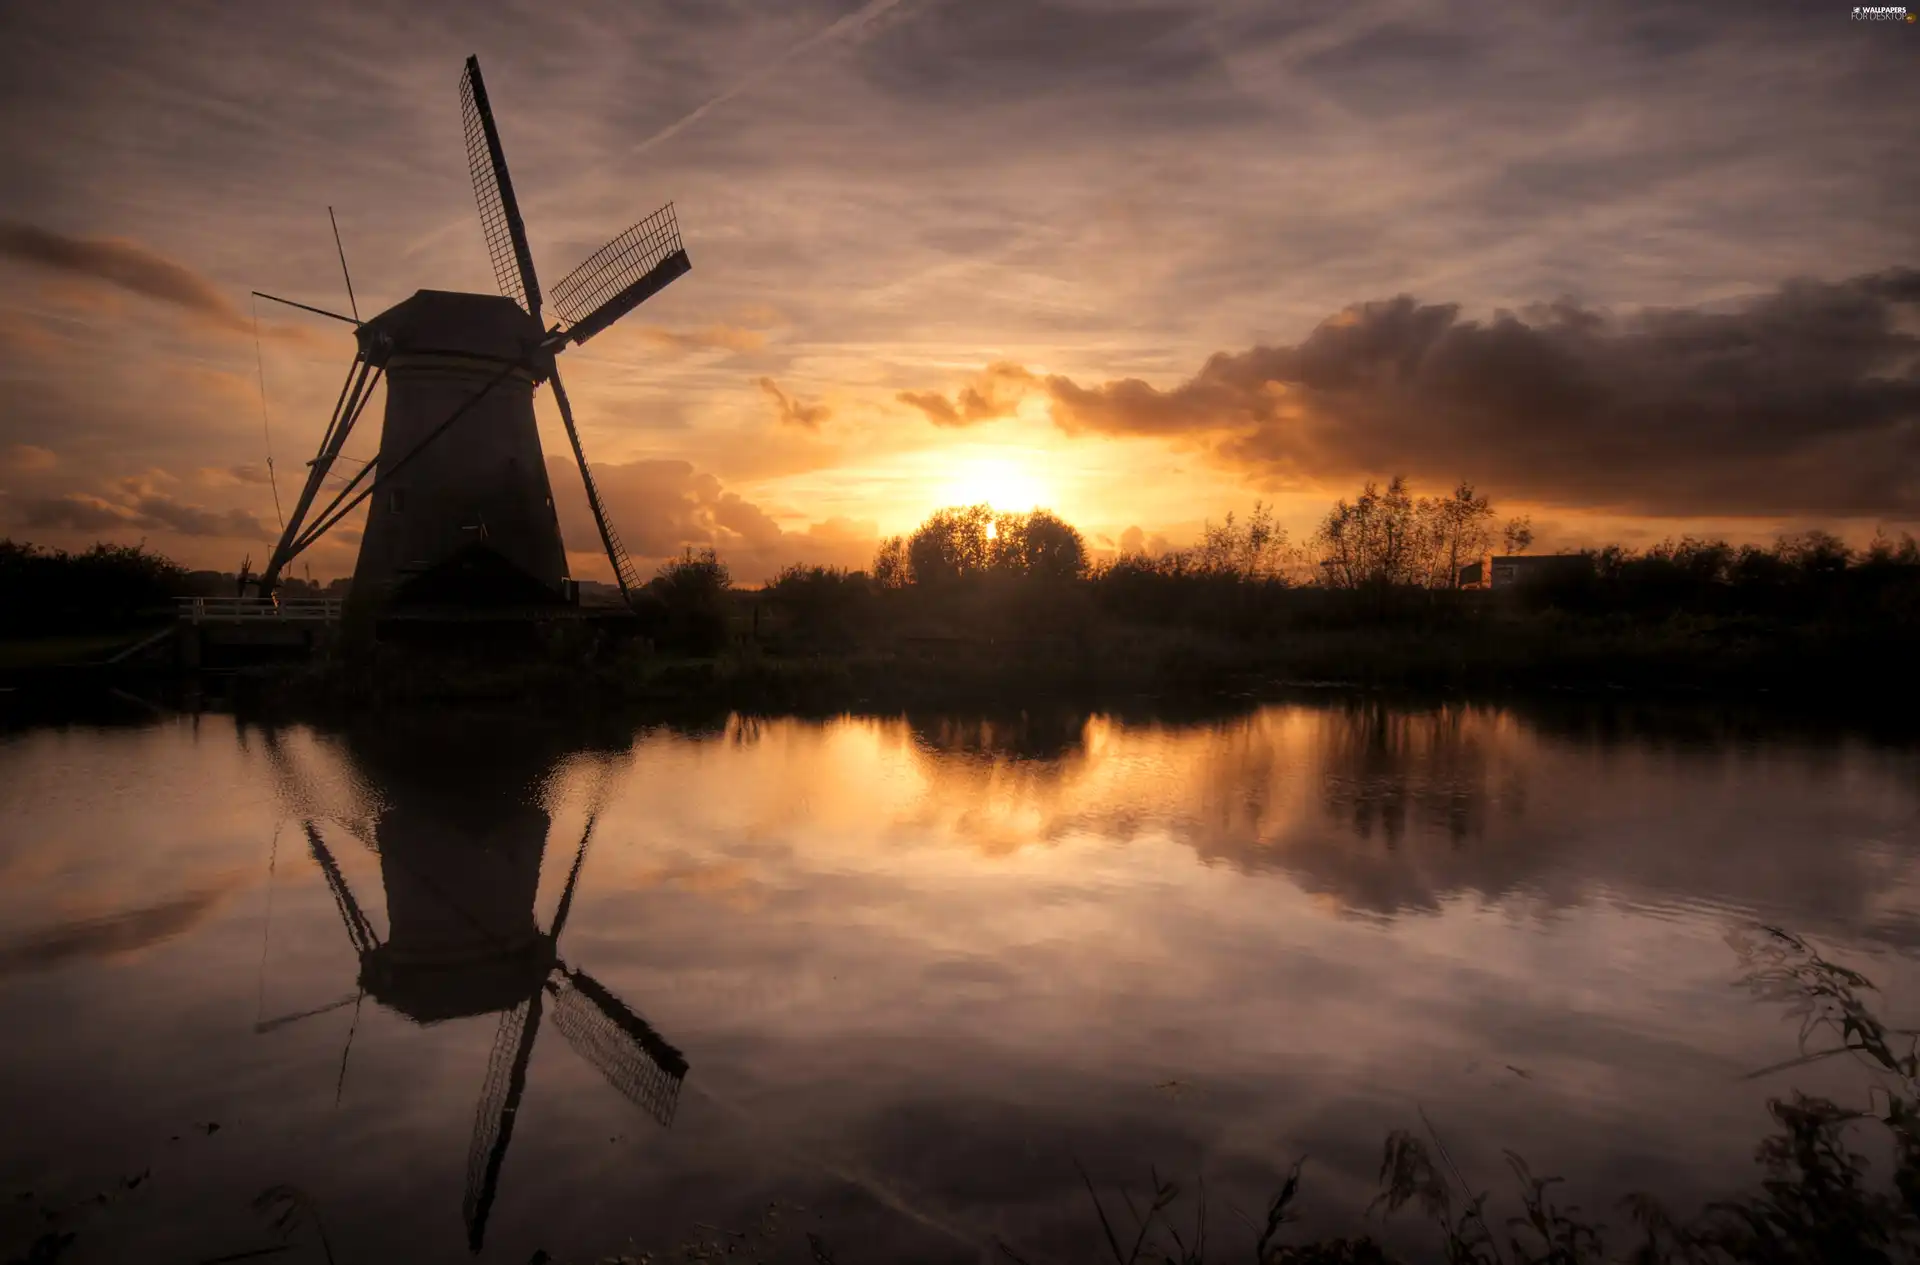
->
[4,578,1916,728]
[6,627,1914,748]
[248,609,1920,714]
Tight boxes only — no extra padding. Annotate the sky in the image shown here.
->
[0,0,1915,584]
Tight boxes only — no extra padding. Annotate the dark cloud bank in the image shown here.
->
[0,221,249,332]
[903,268,1920,517]
[18,475,269,540]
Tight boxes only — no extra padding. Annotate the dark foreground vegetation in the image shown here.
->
[1020,927,1920,1265]
[8,927,1916,1264]
[6,476,1919,705]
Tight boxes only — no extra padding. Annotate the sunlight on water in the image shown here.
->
[1,700,1917,1262]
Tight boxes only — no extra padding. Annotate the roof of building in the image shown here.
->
[356,289,551,370]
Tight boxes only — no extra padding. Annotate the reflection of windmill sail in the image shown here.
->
[253,721,687,1255]
[452,809,689,1253]
[548,968,688,1127]
[463,995,543,1254]
[258,726,379,851]
[303,820,380,955]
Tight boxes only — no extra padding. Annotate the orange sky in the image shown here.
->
[0,1,1915,583]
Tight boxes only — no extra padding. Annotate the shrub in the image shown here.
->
[0,538,188,634]
[646,547,731,655]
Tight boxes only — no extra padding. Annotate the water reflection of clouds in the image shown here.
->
[0,873,247,977]
[4,702,1920,1260]
[842,701,1920,938]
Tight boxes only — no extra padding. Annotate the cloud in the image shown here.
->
[620,0,912,162]
[757,377,831,430]
[896,389,961,427]
[197,463,274,487]
[2,444,56,473]
[638,324,767,355]
[896,361,1037,428]
[546,455,875,583]
[0,310,69,358]
[16,493,136,533]
[0,221,249,333]
[1116,525,1173,557]
[16,472,270,540]
[920,267,1920,517]
[129,496,270,538]
[731,303,784,327]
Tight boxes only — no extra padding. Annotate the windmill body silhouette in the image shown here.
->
[256,56,691,610]
[258,728,687,1254]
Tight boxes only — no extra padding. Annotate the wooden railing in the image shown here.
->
[175,597,343,624]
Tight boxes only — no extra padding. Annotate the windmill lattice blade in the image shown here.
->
[548,968,688,1128]
[551,204,690,343]
[459,56,542,318]
[253,991,360,1035]
[464,995,542,1252]
[547,364,642,602]
[302,820,380,955]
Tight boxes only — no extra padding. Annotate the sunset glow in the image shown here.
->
[0,3,1911,585]
[936,451,1053,516]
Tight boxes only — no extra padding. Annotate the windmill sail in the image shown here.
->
[459,55,543,320]
[540,207,694,605]
[551,204,691,345]
[547,366,643,602]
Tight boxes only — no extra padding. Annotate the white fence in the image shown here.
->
[175,597,343,624]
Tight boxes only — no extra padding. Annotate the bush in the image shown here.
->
[645,548,731,655]
[0,539,187,634]
[764,564,871,650]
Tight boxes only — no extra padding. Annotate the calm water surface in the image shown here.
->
[2,699,1918,1262]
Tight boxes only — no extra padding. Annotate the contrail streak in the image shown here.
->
[625,0,910,160]
[406,1,916,270]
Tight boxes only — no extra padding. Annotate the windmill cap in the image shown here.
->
[357,289,552,373]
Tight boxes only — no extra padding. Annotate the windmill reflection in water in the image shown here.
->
[255,730,688,1253]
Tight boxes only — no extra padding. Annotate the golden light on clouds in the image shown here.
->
[0,2,1912,574]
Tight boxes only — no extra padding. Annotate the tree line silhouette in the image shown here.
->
[736,478,1917,653]
[6,475,1918,696]
[0,539,187,636]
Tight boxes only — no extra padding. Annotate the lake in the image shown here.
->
[2,696,1918,1263]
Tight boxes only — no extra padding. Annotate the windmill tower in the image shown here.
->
[256,723,688,1254]
[254,55,691,610]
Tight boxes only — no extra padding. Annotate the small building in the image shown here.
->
[1461,554,1587,590]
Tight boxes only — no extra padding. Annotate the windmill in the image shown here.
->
[254,727,687,1254]
[253,55,691,609]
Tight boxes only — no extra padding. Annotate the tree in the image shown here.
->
[989,509,1088,582]
[1315,478,1528,590]
[1414,483,1495,590]
[871,536,909,590]
[1314,476,1423,589]
[902,505,1088,584]
[1195,501,1293,579]
[907,504,994,585]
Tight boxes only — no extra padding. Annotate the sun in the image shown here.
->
[937,452,1052,513]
